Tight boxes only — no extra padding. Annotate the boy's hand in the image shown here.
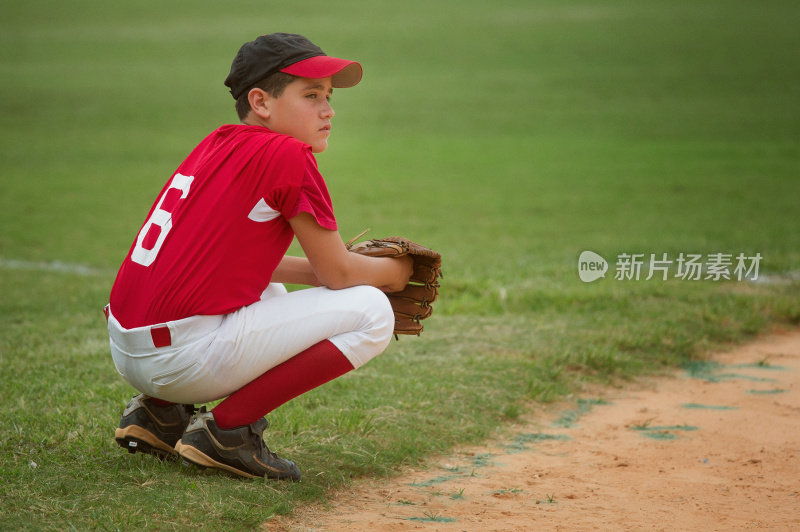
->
[346,236,443,336]
[379,254,414,293]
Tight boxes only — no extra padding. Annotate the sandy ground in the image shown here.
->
[269,331,800,531]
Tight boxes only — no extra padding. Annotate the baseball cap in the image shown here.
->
[224,33,363,99]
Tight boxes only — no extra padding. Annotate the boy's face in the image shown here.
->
[257,76,335,153]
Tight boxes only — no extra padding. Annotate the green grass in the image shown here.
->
[2,0,800,529]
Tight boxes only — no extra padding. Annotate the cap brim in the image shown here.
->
[280,56,363,88]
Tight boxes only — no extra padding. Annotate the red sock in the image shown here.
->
[148,397,174,407]
[212,340,354,429]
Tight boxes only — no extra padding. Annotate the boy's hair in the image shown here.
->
[234,71,296,121]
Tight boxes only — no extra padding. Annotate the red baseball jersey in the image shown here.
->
[109,124,337,329]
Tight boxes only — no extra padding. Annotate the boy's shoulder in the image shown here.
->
[212,124,313,154]
[193,125,318,177]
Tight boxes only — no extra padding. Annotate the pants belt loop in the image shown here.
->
[150,325,172,348]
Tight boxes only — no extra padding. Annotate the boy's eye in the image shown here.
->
[305,92,331,101]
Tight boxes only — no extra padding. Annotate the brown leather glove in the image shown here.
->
[347,236,442,336]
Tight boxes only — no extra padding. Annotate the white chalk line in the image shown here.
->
[1,256,795,284]
[752,271,800,285]
[0,257,114,277]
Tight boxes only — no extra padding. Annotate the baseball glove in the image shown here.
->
[346,234,442,336]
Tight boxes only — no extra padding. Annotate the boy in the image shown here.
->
[106,33,412,481]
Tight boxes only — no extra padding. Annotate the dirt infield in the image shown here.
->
[270,331,800,531]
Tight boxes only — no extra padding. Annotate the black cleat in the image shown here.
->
[115,394,195,460]
[175,407,301,481]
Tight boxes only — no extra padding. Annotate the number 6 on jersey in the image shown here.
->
[131,173,194,267]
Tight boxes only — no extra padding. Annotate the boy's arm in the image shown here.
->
[289,212,412,292]
[271,255,320,286]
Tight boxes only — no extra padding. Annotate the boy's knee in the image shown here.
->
[355,285,394,338]
[260,283,288,300]
[331,285,394,368]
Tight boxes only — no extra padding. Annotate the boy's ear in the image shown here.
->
[247,88,271,120]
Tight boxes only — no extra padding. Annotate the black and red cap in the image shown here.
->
[224,33,363,99]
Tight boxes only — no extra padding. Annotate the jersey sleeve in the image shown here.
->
[256,137,336,230]
[286,149,337,230]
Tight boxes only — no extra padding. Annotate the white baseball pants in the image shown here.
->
[108,284,394,404]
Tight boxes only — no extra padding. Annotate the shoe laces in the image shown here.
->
[250,431,281,461]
